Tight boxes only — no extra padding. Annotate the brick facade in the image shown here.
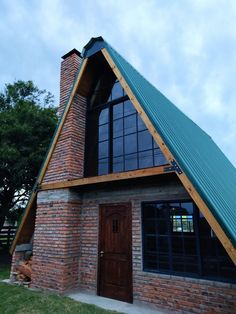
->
[31,189,81,292]
[42,93,87,184]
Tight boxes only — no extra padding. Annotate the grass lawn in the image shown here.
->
[0,264,10,280]
[0,264,120,314]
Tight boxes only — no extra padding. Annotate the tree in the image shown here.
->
[0,80,58,230]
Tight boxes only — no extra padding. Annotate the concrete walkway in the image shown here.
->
[68,292,174,314]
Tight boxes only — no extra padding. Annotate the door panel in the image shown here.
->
[98,203,132,303]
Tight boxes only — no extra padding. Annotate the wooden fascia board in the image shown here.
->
[101,48,236,265]
[40,166,171,190]
[10,58,89,254]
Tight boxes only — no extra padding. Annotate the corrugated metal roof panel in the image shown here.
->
[102,42,236,247]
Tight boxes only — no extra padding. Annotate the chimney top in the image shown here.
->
[62,48,81,60]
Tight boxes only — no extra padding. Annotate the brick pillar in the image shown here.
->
[31,189,81,293]
[58,48,82,118]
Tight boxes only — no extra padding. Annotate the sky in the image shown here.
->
[0,0,236,166]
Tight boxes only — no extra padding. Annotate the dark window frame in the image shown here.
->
[85,79,168,176]
[141,200,236,284]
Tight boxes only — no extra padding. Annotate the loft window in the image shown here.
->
[85,79,168,177]
[142,201,236,283]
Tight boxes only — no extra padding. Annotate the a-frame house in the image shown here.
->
[10,37,236,313]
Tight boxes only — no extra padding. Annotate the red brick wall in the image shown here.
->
[31,189,81,292]
[78,200,98,291]
[42,93,87,184]
[58,50,82,118]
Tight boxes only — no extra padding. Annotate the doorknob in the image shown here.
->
[100,251,104,257]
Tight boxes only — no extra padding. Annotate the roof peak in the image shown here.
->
[82,36,105,58]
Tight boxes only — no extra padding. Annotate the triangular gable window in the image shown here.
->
[85,77,168,177]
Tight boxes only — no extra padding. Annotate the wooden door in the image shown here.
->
[98,203,132,303]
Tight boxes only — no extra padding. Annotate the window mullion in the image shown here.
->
[167,206,173,272]
[194,206,203,276]
[109,104,113,173]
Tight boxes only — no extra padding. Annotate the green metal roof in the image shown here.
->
[84,37,236,247]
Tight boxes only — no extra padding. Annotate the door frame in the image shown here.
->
[97,202,133,302]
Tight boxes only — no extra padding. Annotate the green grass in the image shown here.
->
[0,264,120,314]
[0,264,10,280]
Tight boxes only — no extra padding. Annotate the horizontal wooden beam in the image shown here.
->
[101,48,236,265]
[40,166,171,191]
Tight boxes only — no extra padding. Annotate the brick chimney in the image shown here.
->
[58,48,82,117]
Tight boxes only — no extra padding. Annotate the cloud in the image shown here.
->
[0,0,236,165]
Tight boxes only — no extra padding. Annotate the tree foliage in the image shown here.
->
[0,80,58,229]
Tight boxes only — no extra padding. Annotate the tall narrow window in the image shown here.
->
[85,79,168,177]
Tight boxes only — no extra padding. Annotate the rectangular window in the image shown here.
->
[142,201,236,283]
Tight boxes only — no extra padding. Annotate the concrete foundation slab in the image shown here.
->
[67,292,175,314]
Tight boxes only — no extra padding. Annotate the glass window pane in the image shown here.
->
[112,81,123,100]
[113,118,123,138]
[124,114,136,135]
[137,115,147,131]
[99,108,109,125]
[146,235,157,251]
[154,149,168,166]
[124,134,137,154]
[113,103,123,120]
[98,158,109,175]
[124,100,136,116]
[125,153,138,171]
[181,202,194,215]
[184,237,197,255]
[143,220,156,234]
[113,137,123,157]
[99,140,109,158]
[113,156,124,173]
[158,237,169,253]
[159,254,170,271]
[139,150,153,168]
[144,253,157,270]
[99,124,109,141]
[138,130,153,151]
[153,139,159,149]
[143,203,156,219]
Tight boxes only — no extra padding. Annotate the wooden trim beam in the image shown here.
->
[101,48,236,265]
[10,59,89,254]
[40,166,171,191]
